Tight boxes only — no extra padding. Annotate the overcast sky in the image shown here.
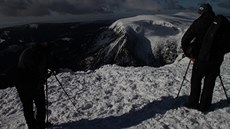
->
[0,0,229,17]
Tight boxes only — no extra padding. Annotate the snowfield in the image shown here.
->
[1,13,230,129]
[1,56,230,129]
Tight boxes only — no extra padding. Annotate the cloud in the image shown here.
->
[218,0,230,9]
[0,0,50,16]
[1,0,228,17]
[0,0,170,16]
[0,0,27,16]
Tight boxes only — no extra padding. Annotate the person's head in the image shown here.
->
[198,3,212,15]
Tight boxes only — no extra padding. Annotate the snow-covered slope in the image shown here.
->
[109,14,187,66]
[87,13,196,68]
[1,13,230,129]
[1,56,230,129]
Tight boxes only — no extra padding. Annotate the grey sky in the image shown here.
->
[0,0,180,16]
[0,0,229,17]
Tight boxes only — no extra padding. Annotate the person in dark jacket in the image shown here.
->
[181,3,222,112]
[16,42,57,129]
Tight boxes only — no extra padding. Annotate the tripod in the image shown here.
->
[176,60,230,103]
[45,73,81,125]
[45,81,48,123]
[176,60,192,98]
[45,81,51,125]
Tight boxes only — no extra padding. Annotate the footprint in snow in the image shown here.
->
[81,103,93,110]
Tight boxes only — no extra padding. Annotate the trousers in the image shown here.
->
[187,61,221,112]
[16,74,46,129]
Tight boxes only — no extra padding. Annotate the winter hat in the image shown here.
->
[198,3,212,14]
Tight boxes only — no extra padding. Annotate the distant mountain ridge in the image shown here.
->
[81,14,186,69]
[0,21,112,74]
[0,13,190,75]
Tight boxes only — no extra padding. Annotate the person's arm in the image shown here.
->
[181,27,196,58]
[181,19,201,60]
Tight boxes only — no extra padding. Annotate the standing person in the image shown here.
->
[16,42,56,129]
[181,3,221,112]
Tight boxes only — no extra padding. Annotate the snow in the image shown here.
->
[1,56,230,129]
[61,38,72,42]
[0,39,5,44]
[1,13,230,129]
[29,24,39,29]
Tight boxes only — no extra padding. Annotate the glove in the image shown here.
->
[182,44,194,58]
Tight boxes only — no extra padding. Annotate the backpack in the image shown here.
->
[213,15,230,53]
[198,15,230,62]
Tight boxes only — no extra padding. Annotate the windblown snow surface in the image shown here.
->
[1,13,230,129]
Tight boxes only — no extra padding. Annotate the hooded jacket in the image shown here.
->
[17,43,52,90]
[181,10,215,59]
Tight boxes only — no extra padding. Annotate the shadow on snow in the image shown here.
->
[50,95,229,129]
[50,95,188,129]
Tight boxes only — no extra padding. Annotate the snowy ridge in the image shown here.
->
[106,14,187,66]
[81,13,196,68]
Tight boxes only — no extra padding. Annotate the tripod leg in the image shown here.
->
[219,75,230,103]
[45,81,49,123]
[176,60,191,98]
[54,74,80,113]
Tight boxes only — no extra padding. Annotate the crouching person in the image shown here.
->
[16,42,57,129]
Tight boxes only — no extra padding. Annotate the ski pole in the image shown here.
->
[176,60,191,98]
[218,75,230,103]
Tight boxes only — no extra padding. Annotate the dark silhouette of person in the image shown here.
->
[181,3,224,112]
[16,42,57,129]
